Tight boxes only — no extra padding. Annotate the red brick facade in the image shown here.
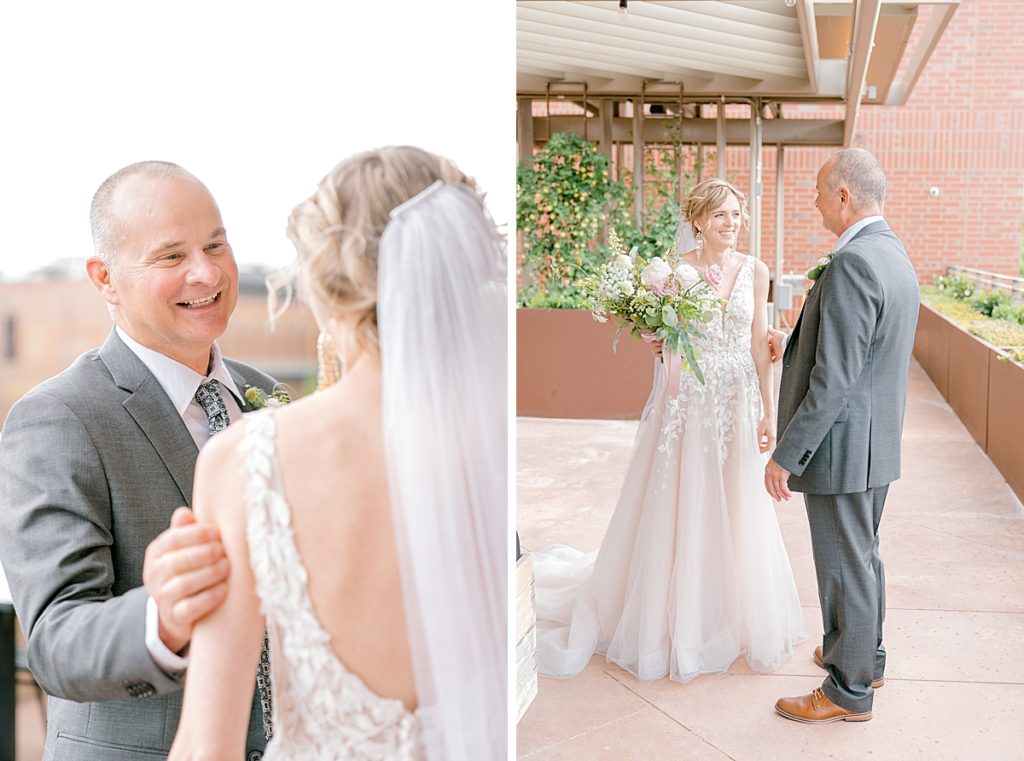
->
[757,0,1024,278]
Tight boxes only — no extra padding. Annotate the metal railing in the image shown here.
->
[947,266,1024,303]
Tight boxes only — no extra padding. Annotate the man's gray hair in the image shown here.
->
[90,161,208,264]
[827,148,886,212]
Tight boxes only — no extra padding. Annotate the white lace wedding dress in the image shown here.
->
[240,409,424,760]
[534,254,806,683]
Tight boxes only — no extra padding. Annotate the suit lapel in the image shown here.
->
[784,259,833,363]
[99,330,200,506]
[784,221,889,363]
[783,313,802,363]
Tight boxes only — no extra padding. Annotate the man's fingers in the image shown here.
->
[162,558,230,604]
[166,541,226,577]
[148,523,222,557]
[171,581,229,625]
[170,506,196,527]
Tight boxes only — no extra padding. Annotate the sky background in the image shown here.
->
[0,1,513,279]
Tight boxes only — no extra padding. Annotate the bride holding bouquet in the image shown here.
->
[534,178,805,684]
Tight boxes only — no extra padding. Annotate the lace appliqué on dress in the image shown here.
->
[658,256,762,463]
[239,409,424,761]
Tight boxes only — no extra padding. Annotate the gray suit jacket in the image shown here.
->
[775,220,920,495]
[0,329,271,760]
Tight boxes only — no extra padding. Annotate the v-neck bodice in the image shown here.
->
[702,254,756,354]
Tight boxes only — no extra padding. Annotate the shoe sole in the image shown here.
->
[813,652,885,689]
[775,705,873,723]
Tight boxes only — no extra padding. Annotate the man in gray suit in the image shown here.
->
[766,148,919,723]
[0,162,270,758]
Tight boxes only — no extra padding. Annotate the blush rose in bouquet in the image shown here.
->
[581,230,721,384]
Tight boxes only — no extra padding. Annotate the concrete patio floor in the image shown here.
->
[516,358,1024,761]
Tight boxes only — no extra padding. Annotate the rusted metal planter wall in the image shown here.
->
[516,309,654,420]
[946,322,993,450]
[986,350,1024,503]
[913,303,1024,502]
[913,302,950,400]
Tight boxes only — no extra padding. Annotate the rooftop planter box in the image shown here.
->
[946,319,993,450]
[913,298,1024,502]
[517,308,654,419]
[913,300,950,401]
[986,346,1024,503]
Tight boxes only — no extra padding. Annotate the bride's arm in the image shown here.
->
[168,428,264,761]
[749,259,776,453]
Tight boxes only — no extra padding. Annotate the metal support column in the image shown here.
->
[749,101,765,262]
[774,145,786,328]
[674,85,684,206]
[599,98,613,162]
[749,101,763,261]
[716,95,726,178]
[633,89,645,227]
[517,98,534,164]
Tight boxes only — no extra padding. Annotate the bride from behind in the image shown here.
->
[170,147,507,760]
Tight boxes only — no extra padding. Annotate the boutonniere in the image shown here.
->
[243,383,292,409]
[806,251,835,293]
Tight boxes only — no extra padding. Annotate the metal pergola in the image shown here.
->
[517,0,959,320]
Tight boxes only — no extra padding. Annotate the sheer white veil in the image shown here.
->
[377,180,507,760]
[673,213,699,255]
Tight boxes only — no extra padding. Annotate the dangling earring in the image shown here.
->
[695,229,703,261]
[316,331,342,389]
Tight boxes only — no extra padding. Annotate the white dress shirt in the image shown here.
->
[834,215,885,253]
[115,326,245,674]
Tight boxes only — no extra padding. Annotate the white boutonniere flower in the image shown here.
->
[244,384,292,409]
[806,251,835,293]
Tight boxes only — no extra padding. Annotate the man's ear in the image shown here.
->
[86,256,120,306]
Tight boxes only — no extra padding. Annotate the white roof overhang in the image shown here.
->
[518,0,959,145]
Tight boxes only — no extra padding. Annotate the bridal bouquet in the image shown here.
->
[582,230,721,384]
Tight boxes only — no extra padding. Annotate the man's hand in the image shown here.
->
[143,507,229,654]
[764,458,792,502]
[768,327,787,364]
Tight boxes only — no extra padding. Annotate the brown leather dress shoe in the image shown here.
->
[775,688,873,723]
[813,646,885,688]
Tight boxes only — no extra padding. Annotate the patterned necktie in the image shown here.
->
[194,380,229,437]
[193,379,275,741]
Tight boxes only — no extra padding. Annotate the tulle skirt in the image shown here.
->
[534,355,806,683]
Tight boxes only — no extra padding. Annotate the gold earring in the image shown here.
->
[316,331,342,389]
[695,230,703,261]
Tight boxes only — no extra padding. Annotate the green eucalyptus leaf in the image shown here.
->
[679,331,705,385]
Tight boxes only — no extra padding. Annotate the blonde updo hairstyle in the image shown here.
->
[682,178,750,239]
[285,146,475,354]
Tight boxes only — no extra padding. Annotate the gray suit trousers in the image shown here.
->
[804,486,888,712]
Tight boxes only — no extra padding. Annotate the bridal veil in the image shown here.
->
[377,181,507,760]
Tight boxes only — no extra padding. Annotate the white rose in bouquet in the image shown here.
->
[640,257,672,291]
[614,254,633,269]
[673,262,700,289]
